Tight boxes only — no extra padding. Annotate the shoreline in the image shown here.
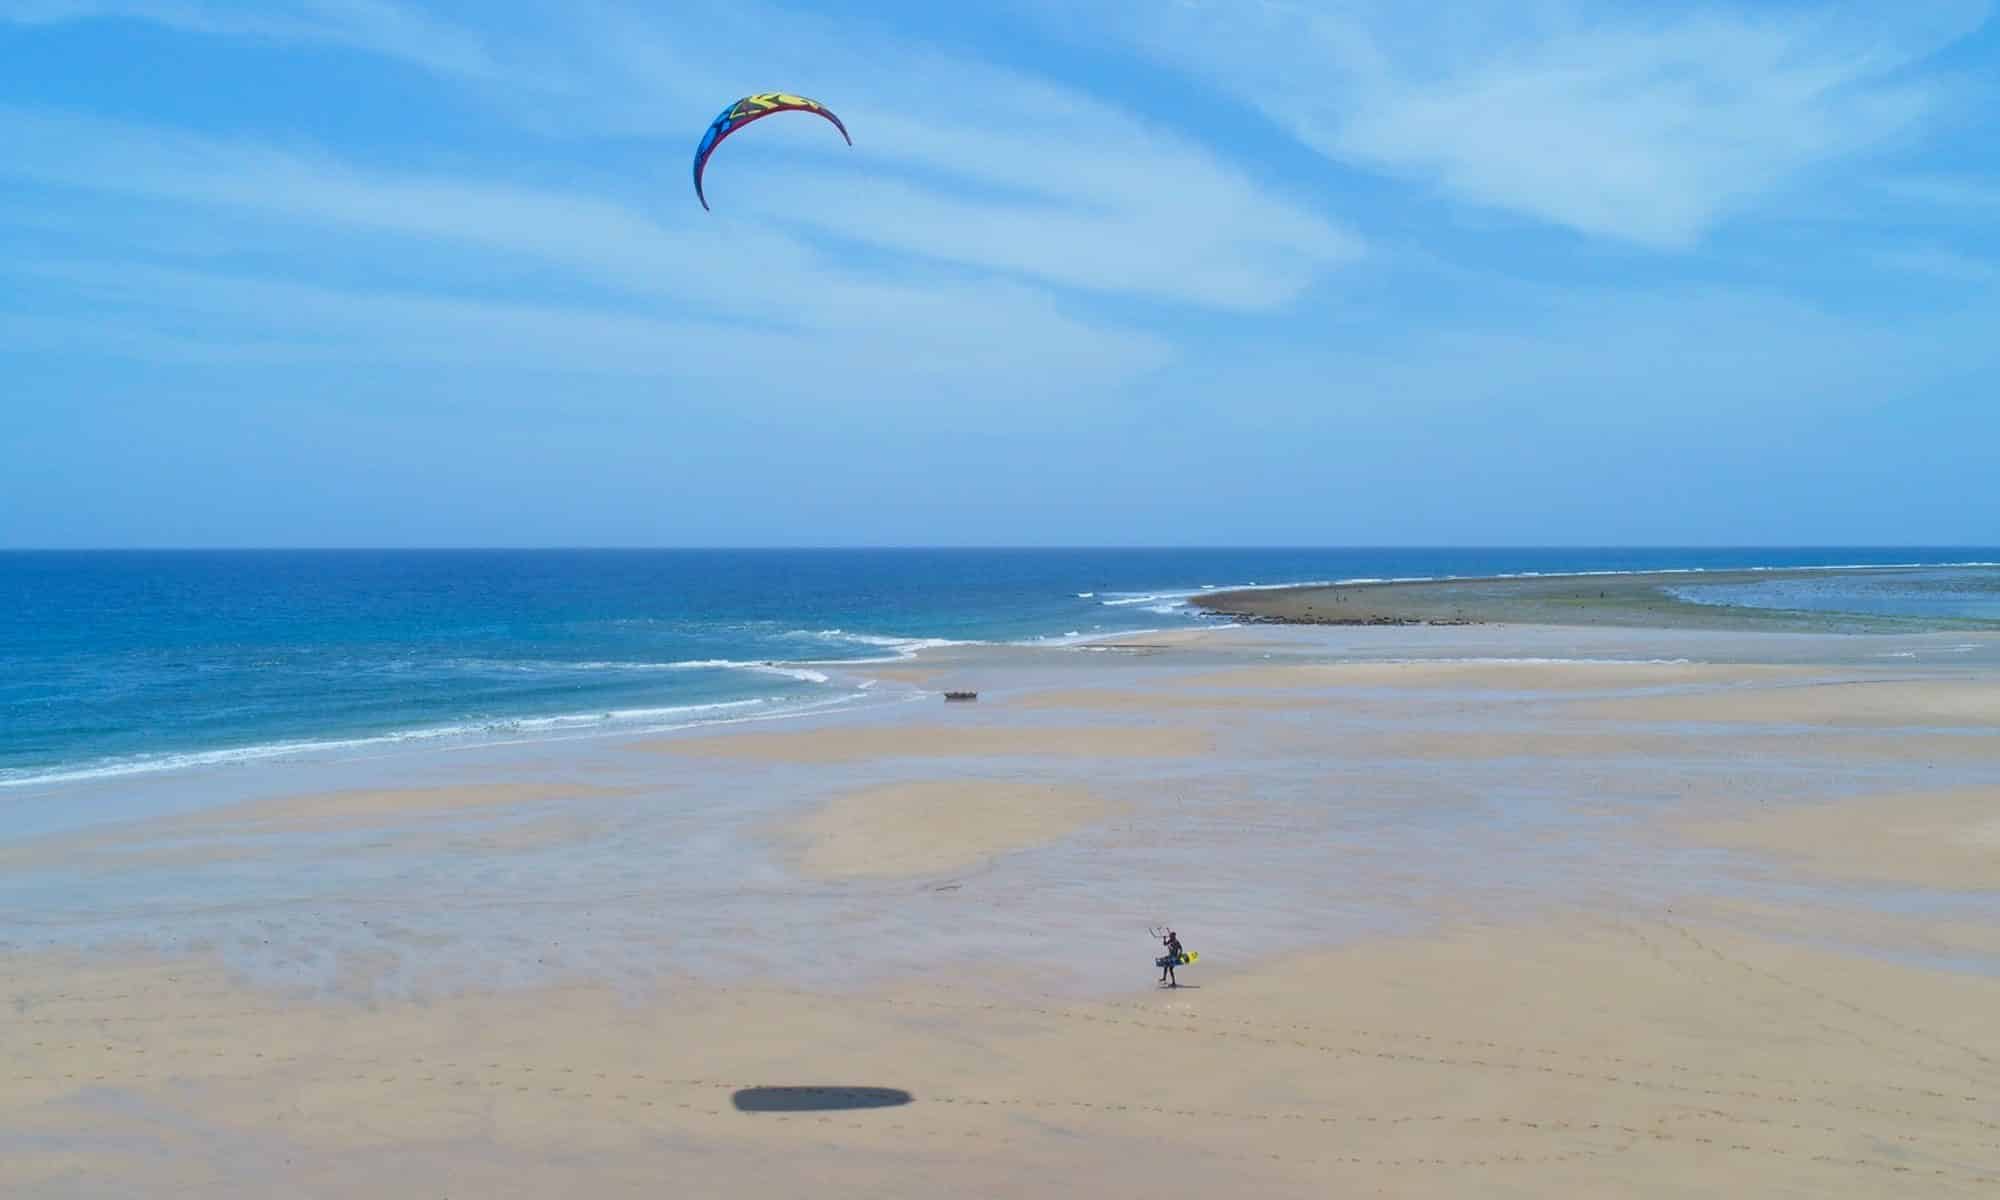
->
[0,630,1199,795]
[9,556,1997,794]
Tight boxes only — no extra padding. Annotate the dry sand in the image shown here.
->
[5,916,1998,1198]
[1680,897,2000,967]
[785,779,1112,879]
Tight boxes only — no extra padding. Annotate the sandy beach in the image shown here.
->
[4,620,1999,1196]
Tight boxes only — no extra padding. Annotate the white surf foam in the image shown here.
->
[1096,579,1341,616]
[785,629,984,663]
[0,697,781,791]
[666,660,831,684]
[469,658,835,684]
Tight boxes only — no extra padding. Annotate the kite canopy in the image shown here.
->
[693,92,851,211]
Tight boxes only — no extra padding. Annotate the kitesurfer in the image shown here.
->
[1157,928,1185,987]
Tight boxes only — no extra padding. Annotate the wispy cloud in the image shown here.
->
[1091,0,1988,249]
[1871,246,1998,283]
[0,105,1187,397]
[13,258,802,373]
[2,0,500,77]
[8,256,1175,413]
[0,106,825,316]
[1879,175,2000,209]
[487,4,1369,310]
[740,62,1361,310]
[5,0,1362,312]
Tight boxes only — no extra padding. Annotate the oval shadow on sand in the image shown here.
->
[732,1086,914,1113]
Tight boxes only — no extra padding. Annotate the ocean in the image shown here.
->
[4,547,1996,789]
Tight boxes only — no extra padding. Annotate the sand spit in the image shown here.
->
[1196,567,2000,633]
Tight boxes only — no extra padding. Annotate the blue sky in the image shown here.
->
[2,0,1996,547]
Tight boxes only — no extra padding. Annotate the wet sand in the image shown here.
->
[784,779,1113,879]
[1173,659,1821,691]
[4,624,1999,1196]
[636,723,1212,762]
[1580,678,2000,726]
[1687,786,2000,891]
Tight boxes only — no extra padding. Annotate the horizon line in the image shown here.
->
[3,545,1998,555]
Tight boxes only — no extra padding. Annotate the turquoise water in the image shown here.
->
[4,548,1996,788]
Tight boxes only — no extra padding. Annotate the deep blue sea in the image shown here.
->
[4,548,1996,788]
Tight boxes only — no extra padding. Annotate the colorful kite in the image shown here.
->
[693,92,851,211]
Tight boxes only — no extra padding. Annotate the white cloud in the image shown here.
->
[736,61,1361,310]
[1099,0,1988,248]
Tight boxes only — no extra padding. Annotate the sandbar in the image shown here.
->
[1175,660,1820,692]
[1577,678,2000,727]
[1197,567,2000,632]
[785,779,1112,879]
[634,723,1211,762]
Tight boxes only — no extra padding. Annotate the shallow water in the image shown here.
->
[1669,566,2000,623]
